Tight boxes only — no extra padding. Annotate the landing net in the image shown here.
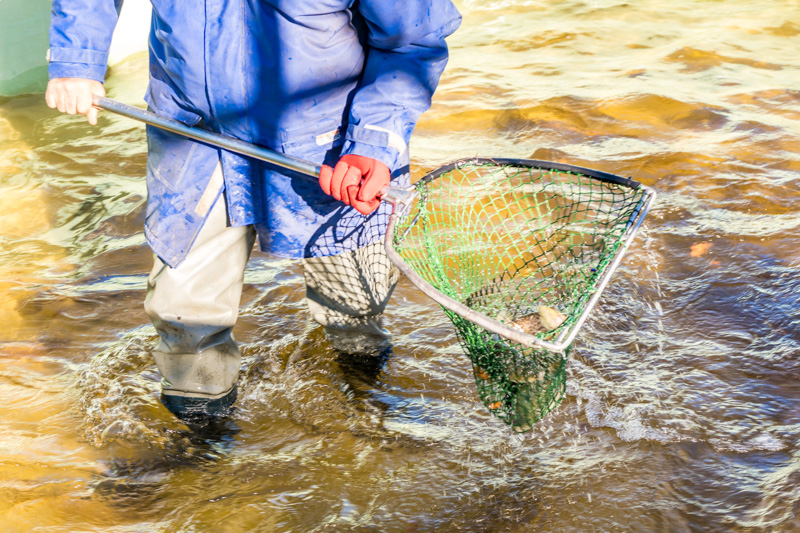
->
[385,158,655,432]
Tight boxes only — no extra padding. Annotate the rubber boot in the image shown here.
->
[303,241,399,344]
[144,169,255,422]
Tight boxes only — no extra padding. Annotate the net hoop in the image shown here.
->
[383,157,656,354]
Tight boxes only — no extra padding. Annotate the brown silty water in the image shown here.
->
[1,1,800,531]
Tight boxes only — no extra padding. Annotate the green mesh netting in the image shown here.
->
[389,158,652,432]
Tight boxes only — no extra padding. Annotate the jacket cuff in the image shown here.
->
[47,47,108,82]
[341,124,407,170]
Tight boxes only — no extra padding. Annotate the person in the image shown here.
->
[45,1,461,421]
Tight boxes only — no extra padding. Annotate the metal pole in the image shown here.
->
[93,96,416,206]
[94,95,322,178]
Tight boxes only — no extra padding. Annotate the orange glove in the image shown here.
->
[319,154,390,215]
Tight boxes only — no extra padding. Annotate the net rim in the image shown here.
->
[414,157,643,191]
[384,157,657,353]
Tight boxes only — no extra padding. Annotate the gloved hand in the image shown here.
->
[319,154,390,215]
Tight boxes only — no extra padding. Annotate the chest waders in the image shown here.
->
[145,164,400,421]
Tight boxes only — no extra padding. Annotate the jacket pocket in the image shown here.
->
[279,113,345,161]
[144,77,203,126]
[146,125,198,190]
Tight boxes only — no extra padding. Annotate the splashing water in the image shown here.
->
[2,0,800,531]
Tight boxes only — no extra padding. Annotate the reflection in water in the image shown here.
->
[2,0,800,531]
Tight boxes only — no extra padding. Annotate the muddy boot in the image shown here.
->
[153,336,241,422]
[143,178,256,423]
[160,386,238,422]
[303,241,399,344]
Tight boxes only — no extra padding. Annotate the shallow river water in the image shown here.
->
[2,0,800,531]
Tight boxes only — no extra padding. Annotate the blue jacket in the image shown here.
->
[49,0,461,267]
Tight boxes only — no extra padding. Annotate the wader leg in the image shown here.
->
[144,172,255,419]
[302,242,399,352]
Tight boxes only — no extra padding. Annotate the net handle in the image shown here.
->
[92,96,417,205]
[384,160,658,353]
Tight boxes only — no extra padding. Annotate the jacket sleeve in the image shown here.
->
[342,0,462,170]
[48,0,123,81]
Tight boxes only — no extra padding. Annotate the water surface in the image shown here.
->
[1,1,800,531]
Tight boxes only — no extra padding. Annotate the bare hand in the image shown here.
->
[45,78,106,125]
